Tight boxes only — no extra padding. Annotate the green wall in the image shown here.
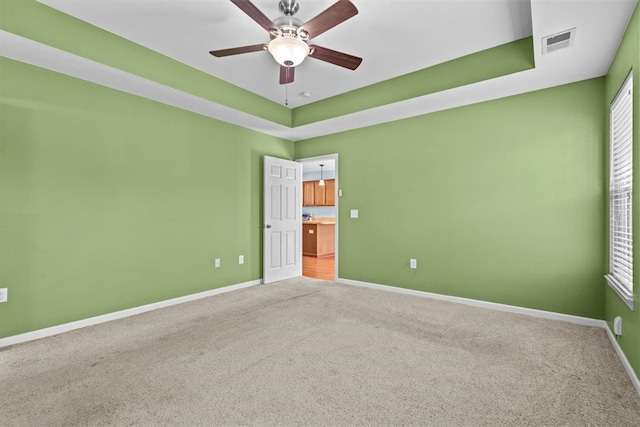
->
[292,37,534,126]
[604,5,640,378]
[1,1,636,382]
[0,0,291,126]
[296,78,606,319]
[0,1,533,129]
[0,57,294,338]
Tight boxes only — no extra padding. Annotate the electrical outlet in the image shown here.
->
[614,316,623,335]
[215,258,221,268]
[410,259,417,269]
[0,288,7,303]
[239,255,244,265]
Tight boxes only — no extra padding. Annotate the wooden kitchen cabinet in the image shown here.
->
[313,181,326,206]
[324,179,335,206]
[302,223,317,255]
[303,179,335,206]
[303,181,315,206]
[303,223,335,257]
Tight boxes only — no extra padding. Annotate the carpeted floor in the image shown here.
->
[2,277,640,426]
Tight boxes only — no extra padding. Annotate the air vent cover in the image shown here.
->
[542,28,576,55]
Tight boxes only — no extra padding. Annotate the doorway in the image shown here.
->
[297,154,338,281]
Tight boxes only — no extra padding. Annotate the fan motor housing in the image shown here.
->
[272,15,308,40]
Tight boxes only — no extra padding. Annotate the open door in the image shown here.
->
[297,154,339,282]
[263,156,302,284]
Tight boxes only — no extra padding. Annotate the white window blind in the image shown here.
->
[606,72,634,309]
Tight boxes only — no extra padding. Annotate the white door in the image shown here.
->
[263,156,302,284]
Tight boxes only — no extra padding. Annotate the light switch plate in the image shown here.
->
[350,209,359,218]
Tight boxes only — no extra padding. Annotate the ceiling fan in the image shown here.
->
[209,0,362,85]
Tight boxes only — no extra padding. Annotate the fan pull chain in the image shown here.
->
[285,84,289,106]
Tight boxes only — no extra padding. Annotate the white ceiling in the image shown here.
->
[301,159,335,174]
[2,1,636,141]
[37,0,534,108]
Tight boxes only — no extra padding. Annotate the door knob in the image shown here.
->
[264,224,272,229]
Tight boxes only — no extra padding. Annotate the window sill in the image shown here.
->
[605,274,635,310]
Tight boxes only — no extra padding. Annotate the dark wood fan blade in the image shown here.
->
[298,0,358,40]
[230,0,276,32]
[309,45,362,70]
[209,44,266,57]
[280,66,295,84]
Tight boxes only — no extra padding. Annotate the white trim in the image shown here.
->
[337,278,605,327]
[3,275,639,397]
[604,324,640,396]
[338,277,640,397]
[0,279,262,348]
[607,71,634,310]
[3,22,633,143]
[605,274,635,310]
[296,153,339,282]
[0,31,293,140]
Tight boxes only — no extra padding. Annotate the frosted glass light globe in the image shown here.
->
[268,37,310,67]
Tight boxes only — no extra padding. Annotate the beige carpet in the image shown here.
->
[2,277,639,426]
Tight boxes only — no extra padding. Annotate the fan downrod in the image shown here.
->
[279,0,300,16]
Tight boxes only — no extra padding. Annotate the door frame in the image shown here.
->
[296,153,339,281]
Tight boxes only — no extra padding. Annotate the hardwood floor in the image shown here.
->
[302,255,335,281]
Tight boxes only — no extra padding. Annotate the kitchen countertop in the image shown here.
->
[303,219,336,225]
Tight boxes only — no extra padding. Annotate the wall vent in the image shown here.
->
[541,28,576,55]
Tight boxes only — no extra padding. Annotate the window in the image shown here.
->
[606,72,634,310]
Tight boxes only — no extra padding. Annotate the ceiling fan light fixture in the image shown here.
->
[268,36,309,67]
[210,0,362,84]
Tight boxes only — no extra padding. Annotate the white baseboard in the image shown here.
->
[338,277,640,397]
[4,276,639,398]
[604,325,640,396]
[0,279,262,348]
[338,278,605,327]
